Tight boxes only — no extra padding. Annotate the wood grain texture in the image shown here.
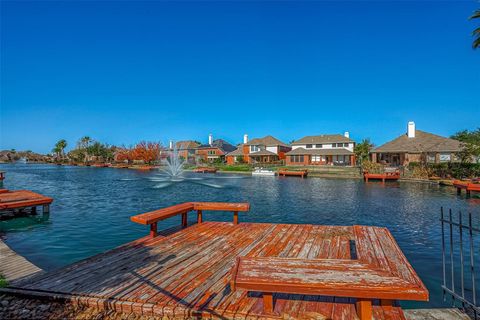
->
[0,190,53,211]
[4,222,414,319]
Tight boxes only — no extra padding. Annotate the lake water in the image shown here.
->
[1,163,479,308]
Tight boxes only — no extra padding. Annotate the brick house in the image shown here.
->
[286,132,356,166]
[195,135,236,163]
[175,140,200,164]
[371,122,464,166]
[226,135,291,164]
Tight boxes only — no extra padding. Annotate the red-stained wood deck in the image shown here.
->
[193,167,218,173]
[363,172,400,183]
[3,222,418,319]
[0,190,53,212]
[278,169,308,178]
[453,180,480,195]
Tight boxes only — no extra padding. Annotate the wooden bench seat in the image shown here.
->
[231,225,428,320]
[131,202,250,238]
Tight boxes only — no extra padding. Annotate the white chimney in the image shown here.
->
[407,121,416,138]
[344,131,350,138]
[208,133,213,145]
[243,134,248,144]
[169,140,173,149]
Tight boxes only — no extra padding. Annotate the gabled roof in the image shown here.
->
[197,139,236,153]
[286,147,353,156]
[225,146,245,157]
[176,141,200,150]
[292,134,353,145]
[373,130,463,153]
[246,135,289,147]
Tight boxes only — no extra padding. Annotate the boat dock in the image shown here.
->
[278,169,308,178]
[1,202,428,319]
[364,170,400,183]
[453,180,480,196]
[193,167,218,173]
[0,190,53,216]
[0,239,43,282]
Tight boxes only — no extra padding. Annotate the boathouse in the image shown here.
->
[371,122,463,166]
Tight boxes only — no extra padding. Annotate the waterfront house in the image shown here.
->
[175,140,201,164]
[285,132,356,166]
[195,134,236,163]
[371,121,463,166]
[226,135,291,164]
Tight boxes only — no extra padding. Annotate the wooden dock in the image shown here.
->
[364,170,400,183]
[278,169,308,178]
[1,202,428,319]
[0,190,53,215]
[453,180,480,196]
[0,239,43,282]
[193,167,218,173]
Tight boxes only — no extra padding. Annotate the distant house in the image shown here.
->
[286,132,355,166]
[371,122,464,166]
[196,134,236,163]
[226,135,291,164]
[175,140,201,164]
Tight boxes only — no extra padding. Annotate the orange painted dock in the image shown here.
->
[0,190,53,214]
[1,202,427,319]
[278,169,308,178]
[453,180,480,196]
[364,170,400,183]
[193,167,218,173]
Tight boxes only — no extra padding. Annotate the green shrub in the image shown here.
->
[0,274,7,288]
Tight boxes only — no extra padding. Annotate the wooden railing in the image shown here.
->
[131,202,250,238]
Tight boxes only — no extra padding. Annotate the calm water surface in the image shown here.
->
[1,163,479,308]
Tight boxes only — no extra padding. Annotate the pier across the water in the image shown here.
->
[364,170,400,183]
[278,169,308,178]
[0,189,53,217]
[1,202,428,319]
[453,180,480,197]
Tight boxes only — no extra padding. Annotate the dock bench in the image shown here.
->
[131,202,250,238]
[231,225,428,319]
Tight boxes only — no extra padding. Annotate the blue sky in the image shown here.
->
[1,1,479,153]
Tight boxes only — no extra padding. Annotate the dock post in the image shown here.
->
[31,206,37,214]
[233,211,238,225]
[182,212,188,227]
[43,204,50,214]
[467,190,471,198]
[355,299,372,320]
[150,222,157,238]
[457,187,461,195]
[197,210,203,224]
[262,292,274,314]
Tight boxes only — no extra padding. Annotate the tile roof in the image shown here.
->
[292,134,353,145]
[246,135,289,147]
[373,130,463,153]
[225,146,245,157]
[197,139,236,153]
[249,150,278,156]
[175,141,200,150]
[286,147,353,156]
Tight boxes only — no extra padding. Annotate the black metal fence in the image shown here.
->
[441,207,480,318]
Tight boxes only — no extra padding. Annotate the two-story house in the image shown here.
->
[285,132,355,166]
[226,135,291,164]
[195,134,236,163]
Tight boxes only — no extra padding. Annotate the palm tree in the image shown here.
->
[78,136,92,163]
[470,9,480,49]
[55,139,68,161]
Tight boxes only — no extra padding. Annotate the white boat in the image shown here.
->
[252,168,276,176]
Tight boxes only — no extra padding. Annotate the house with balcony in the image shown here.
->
[285,132,356,166]
[371,122,464,166]
[195,134,236,163]
[226,135,291,164]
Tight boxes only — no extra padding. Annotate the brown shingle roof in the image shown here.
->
[373,130,463,153]
[246,135,289,147]
[286,147,353,156]
[175,141,200,150]
[249,150,278,157]
[197,139,236,153]
[292,134,353,145]
[225,146,244,157]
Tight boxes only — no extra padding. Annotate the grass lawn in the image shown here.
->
[0,274,8,288]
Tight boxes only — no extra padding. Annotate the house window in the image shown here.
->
[332,143,337,148]
[290,155,304,163]
[208,150,216,155]
[427,153,436,163]
[439,153,451,162]
[250,145,260,152]
[306,144,312,149]
[316,144,322,148]
[312,155,324,162]
[343,143,349,147]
